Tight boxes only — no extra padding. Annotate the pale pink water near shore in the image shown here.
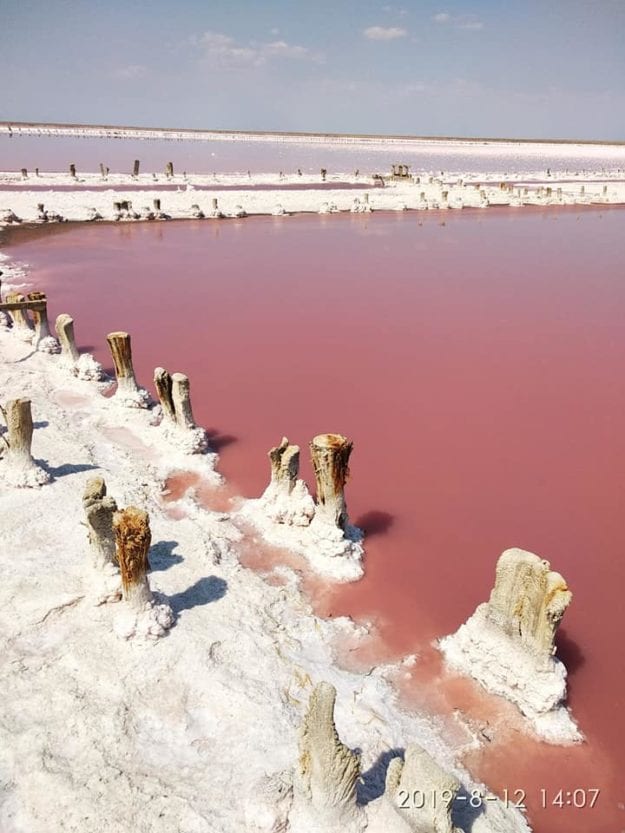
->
[3,207,625,832]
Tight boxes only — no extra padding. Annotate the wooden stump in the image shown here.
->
[113,507,152,609]
[309,434,353,528]
[55,313,80,362]
[5,293,33,332]
[133,159,140,177]
[106,331,146,404]
[268,437,300,495]
[83,476,118,568]
[27,291,52,342]
[154,367,175,420]
[171,373,196,429]
[5,398,34,466]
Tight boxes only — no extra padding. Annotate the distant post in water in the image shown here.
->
[69,163,76,178]
[20,168,27,178]
[309,433,353,529]
[165,161,174,178]
[133,159,140,177]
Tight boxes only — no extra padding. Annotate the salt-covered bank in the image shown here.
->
[0,265,534,832]
[1,166,625,227]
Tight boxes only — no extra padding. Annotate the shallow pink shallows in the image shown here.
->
[7,206,625,833]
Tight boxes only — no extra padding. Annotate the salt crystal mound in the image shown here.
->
[113,596,175,640]
[240,481,365,582]
[36,334,61,354]
[439,547,582,744]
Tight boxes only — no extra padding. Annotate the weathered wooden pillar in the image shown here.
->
[171,372,195,429]
[295,682,361,828]
[133,159,140,177]
[83,476,118,569]
[154,367,175,420]
[5,398,34,468]
[27,292,53,343]
[99,163,106,178]
[106,331,147,405]
[153,198,161,211]
[165,161,174,178]
[69,163,76,178]
[55,313,80,363]
[488,549,571,659]
[21,167,27,178]
[320,168,327,182]
[2,398,49,485]
[5,293,33,332]
[268,437,300,495]
[309,434,353,529]
[384,745,460,833]
[113,507,152,609]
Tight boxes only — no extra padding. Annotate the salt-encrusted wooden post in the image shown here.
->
[83,476,118,569]
[5,399,34,467]
[153,198,161,212]
[133,159,140,177]
[154,367,175,420]
[70,163,76,178]
[55,313,80,363]
[488,549,571,659]
[309,434,353,528]
[384,745,460,833]
[295,682,361,827]
[172,372,196,429]
[99,163,106,178]
[27,291,53,343]
[5,292,33,332]
[106,331,148,405]
[268,437,300,495]
[113,507,152,608]
[2,398,49,485]
[165,162,174,178]
[320,168,327,181]
[21,168,27,178]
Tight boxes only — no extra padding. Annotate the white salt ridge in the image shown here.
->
[1,169,625,228]
[0,293,531,832]
[439,605,582,745]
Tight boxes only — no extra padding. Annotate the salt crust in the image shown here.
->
[0,258,533,832]
[239,480,365,582]
[2,166,625,229]
[439,604,582,745]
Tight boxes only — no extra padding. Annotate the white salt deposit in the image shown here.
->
[0,269,531,832]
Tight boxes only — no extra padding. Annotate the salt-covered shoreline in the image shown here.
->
[0,248,536,832]
[1,167,624,226]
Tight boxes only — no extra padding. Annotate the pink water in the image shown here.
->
[3,207,625,832]
[3,133,625,176]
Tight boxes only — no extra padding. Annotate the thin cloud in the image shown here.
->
[194,30,323,68]
[433,12,484,29]
[363,25,408,40]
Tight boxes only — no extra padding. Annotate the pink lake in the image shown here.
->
[3,206,625,833]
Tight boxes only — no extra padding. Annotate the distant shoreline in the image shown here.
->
[1,120,624,147]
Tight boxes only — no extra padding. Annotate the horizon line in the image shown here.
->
[2,120,624,147]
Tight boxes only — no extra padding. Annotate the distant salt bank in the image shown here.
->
[2,121,625,155]
[1,167,624,226]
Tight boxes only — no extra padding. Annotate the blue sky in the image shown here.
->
[1,0,624,139]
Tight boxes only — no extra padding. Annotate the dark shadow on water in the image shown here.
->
[357,748,404,805]
[149,539,184,572]
[556,628,585,677]
[354,509,394,537]
[205,429,238,451]
[169,576,227,613]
